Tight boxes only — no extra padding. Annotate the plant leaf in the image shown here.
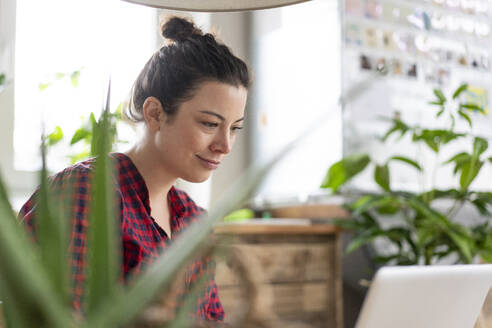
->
[460,160,484,190]
[413,129,466,153]
[471,199,491,216]
[443,152,471,165]
[47,126,64,146]
[447,228,474,263]
[374,164,390,192]
[86,83,120,315]
[443,152,471,176]
[407,197,450,228]
[71,70,80,87]
[348,195,374,212]
[461,103,484,113]
[473,137,488,157]
[346,230,383,254]
[419,189,464,202]
[381,119,410,142]
[37,140,70,305]
[38,82,51,91]
[390,155,422,171]
[372,254,401,265]
[0,172,72,327]
[70,127,91,145]
[452,83,468,99]
[433,89,446,104]
[376,196,401,215]
[320,153,370,192]
[457,110,472,128]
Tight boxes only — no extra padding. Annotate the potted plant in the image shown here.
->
[322,84,492,266]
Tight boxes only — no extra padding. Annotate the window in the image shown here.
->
[14,0,157,172]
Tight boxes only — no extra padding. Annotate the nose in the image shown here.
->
[210,129,232,154]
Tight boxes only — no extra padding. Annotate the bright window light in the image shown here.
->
[14,0,156,172]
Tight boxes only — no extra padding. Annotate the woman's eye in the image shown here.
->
[202,122,219,128]
[231,126,244,133]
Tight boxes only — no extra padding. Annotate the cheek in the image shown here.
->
[181,129,211,154]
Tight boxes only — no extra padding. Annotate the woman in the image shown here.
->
[19,15,250,322]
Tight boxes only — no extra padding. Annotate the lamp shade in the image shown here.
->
[121,0,311,12]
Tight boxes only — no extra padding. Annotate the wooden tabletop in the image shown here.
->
[214,219,342,235]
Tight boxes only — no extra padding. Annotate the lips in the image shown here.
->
[196,155,221,170]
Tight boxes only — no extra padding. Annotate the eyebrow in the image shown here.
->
[199,110,244,123]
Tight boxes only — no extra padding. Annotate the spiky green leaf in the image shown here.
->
[390,156,422,171]
[433,89,446,104]
[86,84,120,315]
[0,173,72,327]
[452,83,468,99]
[461,103,484,113]
[457,110,472,128]
[37,140,69,304]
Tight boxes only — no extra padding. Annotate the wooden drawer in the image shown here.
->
[215,231,343,328]
[216,242,336,285]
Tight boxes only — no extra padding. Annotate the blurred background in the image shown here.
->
[2,0,492,326]
[0,0,342,211]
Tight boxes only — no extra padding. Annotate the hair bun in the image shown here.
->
[161,16,202,42]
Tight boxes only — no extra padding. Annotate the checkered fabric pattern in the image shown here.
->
[18,152,224,321]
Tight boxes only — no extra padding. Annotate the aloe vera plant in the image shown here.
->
[323,84,492,266]
[0,76,306,326]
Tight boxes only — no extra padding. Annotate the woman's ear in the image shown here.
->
[142,97,164,132]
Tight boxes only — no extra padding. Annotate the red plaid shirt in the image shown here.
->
[18,152,224,321]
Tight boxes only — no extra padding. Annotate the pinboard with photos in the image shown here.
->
[341,0,492,192]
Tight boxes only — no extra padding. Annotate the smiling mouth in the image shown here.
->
[196,155,221,170]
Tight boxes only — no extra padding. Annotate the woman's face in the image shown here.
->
[152,80,248,183]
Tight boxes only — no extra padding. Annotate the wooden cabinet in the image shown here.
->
[214,222,344,328]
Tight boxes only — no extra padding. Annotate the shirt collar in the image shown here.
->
[112,152,185,220]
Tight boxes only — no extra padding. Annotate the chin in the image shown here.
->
[182,172,212,183]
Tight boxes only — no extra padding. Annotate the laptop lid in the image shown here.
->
[355,264,492,328]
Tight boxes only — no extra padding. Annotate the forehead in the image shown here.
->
[180,81,247,118]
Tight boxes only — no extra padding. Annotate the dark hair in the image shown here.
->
[127,16,251,122]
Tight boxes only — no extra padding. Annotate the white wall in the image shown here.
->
[249,0,343,205]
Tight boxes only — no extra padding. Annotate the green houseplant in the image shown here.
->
[42,69,133,165]
[0,83,283,328]
[322,84,492,266]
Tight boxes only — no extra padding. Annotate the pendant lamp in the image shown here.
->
[121,0,311,12]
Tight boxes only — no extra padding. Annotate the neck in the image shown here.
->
[124,139,176,201]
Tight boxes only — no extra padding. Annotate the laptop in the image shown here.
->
[355,264,492,328]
